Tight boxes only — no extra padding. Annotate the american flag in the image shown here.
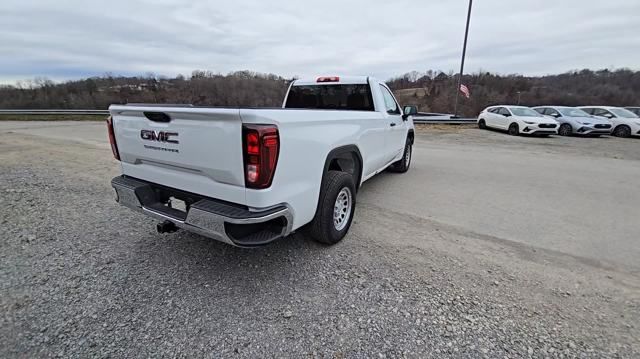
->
[459,84,470,99]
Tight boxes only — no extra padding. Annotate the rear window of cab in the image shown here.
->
[285,84,375,111]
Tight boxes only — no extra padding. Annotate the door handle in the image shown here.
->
[390,123,397,127]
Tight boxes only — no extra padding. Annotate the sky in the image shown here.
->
[1,0,639,84]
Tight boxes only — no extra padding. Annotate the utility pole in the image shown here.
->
[453,0,473,118]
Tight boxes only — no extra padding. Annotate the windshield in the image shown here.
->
[558,108,591,117]
[610,108,639,118]
[509,107,543,117]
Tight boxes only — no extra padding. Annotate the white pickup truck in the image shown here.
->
[108,76,416,246]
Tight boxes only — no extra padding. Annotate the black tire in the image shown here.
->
[508,123,519,136]
[613,125,631,138]
[558,123,572,136]
[478,119,487,129]
[389,139,412,173]
[307,171,356,245]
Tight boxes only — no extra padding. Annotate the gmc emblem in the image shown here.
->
[140,130,179,144]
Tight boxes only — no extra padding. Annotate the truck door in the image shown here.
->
[379,84,406,163]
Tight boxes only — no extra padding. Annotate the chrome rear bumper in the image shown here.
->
[111,176,293,247]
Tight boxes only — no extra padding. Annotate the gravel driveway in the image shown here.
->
[1,125,638,357]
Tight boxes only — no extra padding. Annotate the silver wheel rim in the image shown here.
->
[333,187,352,231]
[405,145,411,167]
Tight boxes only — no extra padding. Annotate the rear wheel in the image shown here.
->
[478,119,487,129]
[389,139,412,173]
[558,123,573,136]
[307,171,356,245]
[613,125,631,138]
[508,123,519,136]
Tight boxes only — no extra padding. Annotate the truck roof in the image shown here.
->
[292,76,373,86]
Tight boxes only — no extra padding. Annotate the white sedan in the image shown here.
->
[478,106,559,136]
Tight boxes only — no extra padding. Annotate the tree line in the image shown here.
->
[0,68,638,117]
[387,68,640,117]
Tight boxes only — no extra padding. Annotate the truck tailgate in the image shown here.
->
[108,106,246,204]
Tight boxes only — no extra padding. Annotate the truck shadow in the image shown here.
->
[132,227,335,287]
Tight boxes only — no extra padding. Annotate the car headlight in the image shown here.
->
[524,121,535,124]
[581,122,591,126]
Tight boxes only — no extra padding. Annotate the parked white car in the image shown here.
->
[626,107,640,117]
[578,106,640,138]
[532,106,612,136]
[477,105,558,136]
[108,76,415,247]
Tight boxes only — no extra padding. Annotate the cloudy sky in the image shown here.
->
[1,0,639,83]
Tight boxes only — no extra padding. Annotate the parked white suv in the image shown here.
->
[477,105,558,136]
[107,76,415,246]
[578,106,640,138]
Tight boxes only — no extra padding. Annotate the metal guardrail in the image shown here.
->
[0,109,109,115]
[412,117,476,124]
[0,109,477,124]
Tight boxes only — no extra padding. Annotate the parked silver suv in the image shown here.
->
[533,106,612,136]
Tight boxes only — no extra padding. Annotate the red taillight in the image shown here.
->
[317,76,340,83]
[242,124,279,189]
[106,116,120,161]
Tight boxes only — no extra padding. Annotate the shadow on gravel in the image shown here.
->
[126,228,334,293]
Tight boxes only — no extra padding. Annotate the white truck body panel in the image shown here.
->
[109,76,414,241]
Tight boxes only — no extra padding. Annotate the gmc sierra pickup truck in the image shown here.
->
[108,76,416,246]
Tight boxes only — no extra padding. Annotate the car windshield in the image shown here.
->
[509,107,542,117]
[610,108,639,118]
[558,108,591,117]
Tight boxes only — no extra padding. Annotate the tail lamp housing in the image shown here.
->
[242,124,279,189]
[106,116,120,160]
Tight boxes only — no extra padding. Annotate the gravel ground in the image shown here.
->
[1,130,639,358]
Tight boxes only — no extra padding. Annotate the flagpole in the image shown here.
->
[453,0,473,118]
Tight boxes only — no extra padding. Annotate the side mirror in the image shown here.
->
[503,113,511,117]
[402,105,418,121]
[552,113,561,118]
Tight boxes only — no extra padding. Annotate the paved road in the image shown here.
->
[1,121,638,271]
[0,120,109,148]
[360,131,640,272]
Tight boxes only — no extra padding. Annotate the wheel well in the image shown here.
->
[328,153,361,188]
[614,124,630,131]
[323,145,363,191]
[407,130,415,144]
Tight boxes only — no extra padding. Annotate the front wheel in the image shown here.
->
[558,123,572,136]
[389,139,412,173]
[613,125,631,138]
[508,123,520,136]
[306,171,356,245]
[478,119,487,129]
